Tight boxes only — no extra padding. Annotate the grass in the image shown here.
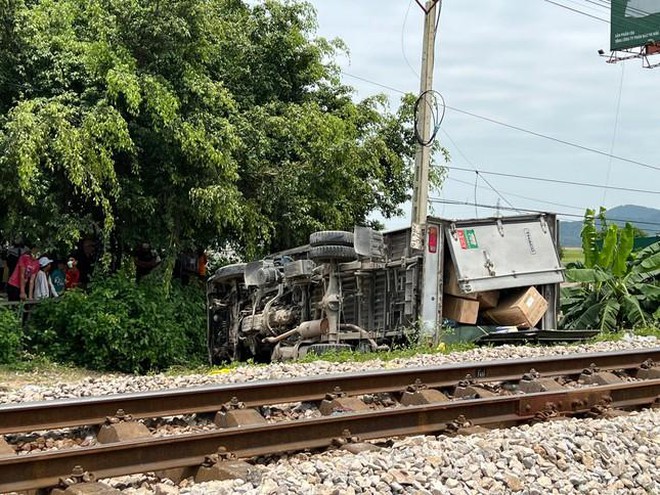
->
[561,247,583,266]
[3,326,658,384]
[297,340,477,364]
[0,353,108,389]
[587,325,660,343]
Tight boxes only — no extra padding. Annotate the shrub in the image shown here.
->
[26,271,206,373]
[0,307,23,364]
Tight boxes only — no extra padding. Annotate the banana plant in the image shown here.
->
[560,209,660,331]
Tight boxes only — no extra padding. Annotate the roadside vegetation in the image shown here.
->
[23,269,206,374]
[0,306,22,365]
[561,247,584,266]
[0,0,445,264]
[0,1,657,376]
[296,341,478,365]
[560,208,660,331]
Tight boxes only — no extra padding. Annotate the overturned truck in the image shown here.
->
[207,213,565,363]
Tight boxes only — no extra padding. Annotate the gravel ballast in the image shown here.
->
[1,335,658,494]
[1,335,658,403]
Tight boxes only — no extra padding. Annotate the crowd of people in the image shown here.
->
[1,237,209,303]
[0,240,82,302]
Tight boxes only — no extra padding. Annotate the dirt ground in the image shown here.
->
[0,366,103,393]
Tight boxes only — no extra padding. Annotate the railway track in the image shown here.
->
[0,348,658,493]
[1,348,658,435]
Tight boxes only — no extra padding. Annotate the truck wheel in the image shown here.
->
[212,263,246,282]
[309,230,354,247]
[308,245,357,262]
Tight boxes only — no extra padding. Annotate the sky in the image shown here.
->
[307,0,660,231]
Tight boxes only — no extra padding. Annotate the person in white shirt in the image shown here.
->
[34,257,59,300]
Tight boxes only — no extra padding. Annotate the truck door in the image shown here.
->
[443,214,564,329]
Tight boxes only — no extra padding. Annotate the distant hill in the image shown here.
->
[559,205,660,247]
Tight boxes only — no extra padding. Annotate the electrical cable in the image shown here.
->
[440,128,520,212]
[581,0,611,10]
[603,62,625,204]
[571,0,659,29]
[473,171,479,216]
[401,0,420,79]
[414,90,446,146]
[593,0,658,19]
[443,105,660,172]
[446,176,585,212]
[340,71,660,174]
[442,165,660,195]
[429,197,660,229]
[543,0,609,22]
[557,0,610,15]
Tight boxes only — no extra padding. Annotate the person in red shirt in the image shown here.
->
[65,257,80,290]
[7,244,40,301]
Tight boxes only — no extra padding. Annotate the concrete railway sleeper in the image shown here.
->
[0,348,658,436]
[0,379,658,493]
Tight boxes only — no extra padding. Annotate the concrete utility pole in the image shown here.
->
[410,0,441,250]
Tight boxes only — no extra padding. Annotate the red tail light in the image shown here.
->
[428,226,438,253]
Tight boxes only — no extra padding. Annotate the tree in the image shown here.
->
[560,208,660,331]
[0,0,445,261]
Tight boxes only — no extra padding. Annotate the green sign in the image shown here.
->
[456,229,479,249]
[465,229,479,249]
[611,0,660,50]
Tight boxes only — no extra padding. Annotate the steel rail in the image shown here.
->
[1,379,658,493]
[0,348,657,435]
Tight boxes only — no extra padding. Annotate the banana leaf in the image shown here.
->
[568,301,606,330]
[581,209,598,268]
[598,225,618,270]
[599,301,620,333]
[560,291,599,329]
[636,283,660,302]
[612,223,634,277]
[565,267,611,284]
[621,295,647,328]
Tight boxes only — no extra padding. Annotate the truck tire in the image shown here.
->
[212,263,246,282]
[309,230,354,247]
[308,245,357,262]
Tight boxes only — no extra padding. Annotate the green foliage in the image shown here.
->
[561,247,584,266]
[25,272,206,373]
[297,339,475,364]
[634,325,660,339]
[560,208,660,331]
[0,307,23,364]
[588,325,660,343]
[0,0,446,258]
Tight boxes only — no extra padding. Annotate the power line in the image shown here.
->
[430,197,660,229]
[582,0,611,10]
[401,0,419,79]
[446,176,586,211]
[554,0,611,16]
[340,71,660,173]
[543,0,609,22]
[342,71,406,95]
[444,105,660,173]
[440,128,521,212]
[554,0,660,30]
[603,62,625,204]
[443,165,660,195]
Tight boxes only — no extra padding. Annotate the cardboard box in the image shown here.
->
[443,263,477,300]
[476,290,500,310]
[483,286,548,328]
[442,295,479,324]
